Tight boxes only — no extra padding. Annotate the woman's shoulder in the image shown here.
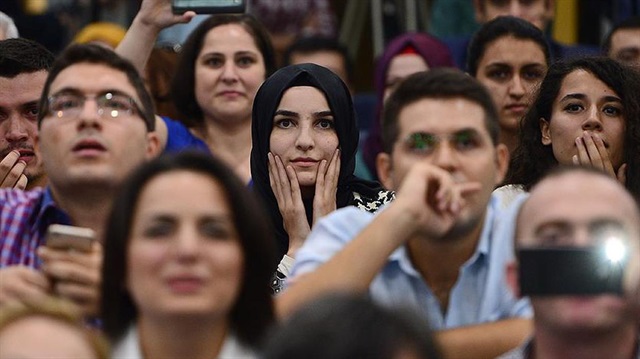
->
[492,184,528,211]
[111,326,142,359]
[219,333,257,359]
[161,116,211,154]
[351,189,395,213]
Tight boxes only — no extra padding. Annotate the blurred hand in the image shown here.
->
[38,241,103,317]
[393,161,482,239]
[0,266,52,307]
[137,0,196,31]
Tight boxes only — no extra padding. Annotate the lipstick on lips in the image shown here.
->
[166,276,205,294]
[290,157,319,168]
[218,90,243,98]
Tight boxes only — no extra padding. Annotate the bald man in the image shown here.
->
[501,166,640,358]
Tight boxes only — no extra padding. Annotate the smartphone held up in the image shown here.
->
[46,224,96,252]
[172,0,246,14]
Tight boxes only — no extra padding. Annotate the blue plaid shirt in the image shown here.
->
[0,187,71,268]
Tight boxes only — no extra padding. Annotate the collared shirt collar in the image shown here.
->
[388,194,498,276]
[29,186,72,235]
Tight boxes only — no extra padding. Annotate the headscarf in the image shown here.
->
[251,63,386,257]
[362,32,455,178]
[73,22,126,49]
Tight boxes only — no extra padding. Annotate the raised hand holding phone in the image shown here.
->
[172,0,246,14]
[38,225,103,316]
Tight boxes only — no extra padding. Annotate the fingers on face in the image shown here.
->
[0,150,20,174]
[268,153,281,197]
[576,133,616,175]
[328,149,340,188]
[15,174,28,190]
[315,159,328,188]
[617,163,627,185]
[430,169,481,214]
[0,155,26,188]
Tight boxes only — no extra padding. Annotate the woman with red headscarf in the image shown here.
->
[362,33,454,180]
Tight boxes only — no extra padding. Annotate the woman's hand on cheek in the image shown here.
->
[268,153,311,256]
[313,149,340,224]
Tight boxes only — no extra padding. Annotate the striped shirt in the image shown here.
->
[0,187,71,268]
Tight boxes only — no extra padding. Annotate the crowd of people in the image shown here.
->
[1,0,640,358]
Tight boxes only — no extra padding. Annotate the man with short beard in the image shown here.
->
[279,69,532,359]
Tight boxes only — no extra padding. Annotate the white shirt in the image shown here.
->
[112,325,257,359]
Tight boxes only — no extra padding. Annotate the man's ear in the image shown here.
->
[154,115,168,151]
[472,0,486,23]
[544,0,555,21]
[540,118,551,145]
[146,132,162,159]
[494,143,510,186]
[376,152,394,190]
[507,261,521,298]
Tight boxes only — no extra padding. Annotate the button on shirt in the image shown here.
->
[291,193,532,329]
[0,187,72,268]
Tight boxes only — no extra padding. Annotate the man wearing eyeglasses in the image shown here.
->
[0,44,160,317]
[279,69,531,358]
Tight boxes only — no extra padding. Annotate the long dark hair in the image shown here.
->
[100,152,277,347]
[504,57,640,201]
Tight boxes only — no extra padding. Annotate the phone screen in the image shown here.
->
[46,224,95,252]
[172,0,246,14]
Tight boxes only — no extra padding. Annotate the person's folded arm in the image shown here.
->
[276,202,419,318]
[435,318,533,359]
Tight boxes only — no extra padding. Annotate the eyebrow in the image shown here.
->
[484,62,512,69]
[274,110,334,118]
[484,62,546,69]
[274,109,299,118]
[588,218,626,231]
[559,93,622,103]
[453,127,482,137]
[20,100,39,108]
[534,220,571,237]
[50,88,138,101]
[203,50,258,57]
[235,51,258,56]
